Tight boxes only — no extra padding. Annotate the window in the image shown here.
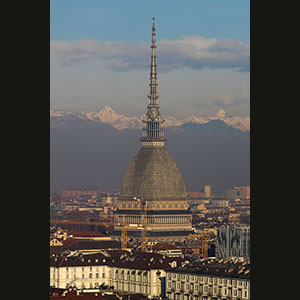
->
[195,285,198,291]
[96,273,99,278]
[177,283,180,289]
[244,290,247,297]
[102,273,105,278]
[89,273,92,278]
[168,282,171,288]
[186,284,189,290]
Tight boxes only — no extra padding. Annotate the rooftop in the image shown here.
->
[50,250,190,271]
[166,257,250,279]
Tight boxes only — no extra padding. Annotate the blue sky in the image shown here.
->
[51,0,249,43]
[50,0,250,118]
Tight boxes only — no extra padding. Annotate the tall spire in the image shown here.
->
[148,19,158,107]
[141,19,166,147]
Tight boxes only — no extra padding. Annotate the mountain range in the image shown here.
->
[50,105,250,132]
[50,106,250,193]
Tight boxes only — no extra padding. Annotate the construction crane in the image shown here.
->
[114,214,131,250]
[200,228,209,258]
[120,215,128,250]
[134,193,148,252]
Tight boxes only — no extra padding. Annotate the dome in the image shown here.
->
[119,146,188,202]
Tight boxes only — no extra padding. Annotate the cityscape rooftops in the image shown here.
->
[50,250,190,271]
[166,257,250,279]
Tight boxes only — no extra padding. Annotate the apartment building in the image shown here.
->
[217,225,250,258]
[165,258,250,300]
[50,250,189,298]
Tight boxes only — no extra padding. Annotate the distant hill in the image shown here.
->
[50,110,249,193]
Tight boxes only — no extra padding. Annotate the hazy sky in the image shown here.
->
[50,0,250,119]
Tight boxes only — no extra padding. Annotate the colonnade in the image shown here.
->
[118,215,192,225]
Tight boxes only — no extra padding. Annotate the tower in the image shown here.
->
[113,20,193,243]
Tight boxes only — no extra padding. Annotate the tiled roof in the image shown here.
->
[68,240,121,251]
[50,249,189,271]
[107,251,187,270]
[167,258,250,279]
[119,147,188,202]
[50,253,110,268]
[152,242,179,250]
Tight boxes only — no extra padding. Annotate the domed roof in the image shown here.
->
[119,146,188,202]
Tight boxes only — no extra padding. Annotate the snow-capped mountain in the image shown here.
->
[85,105,142,130]
[50,106,250,131]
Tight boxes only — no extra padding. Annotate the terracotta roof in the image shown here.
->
[152,242,179,250]
[63,239,80,246]
[67,240,121,251]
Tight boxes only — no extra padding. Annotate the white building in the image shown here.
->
[50,253,110,290]
[165,258,250,300]
[50,250,189,298]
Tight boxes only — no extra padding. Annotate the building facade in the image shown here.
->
[165,258,250,300]
[50,251,188,298]
[217,225,250,258]
[204,186,211,198]
[50,254,110,290]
